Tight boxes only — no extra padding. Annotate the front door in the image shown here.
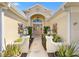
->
[33,24,42,35]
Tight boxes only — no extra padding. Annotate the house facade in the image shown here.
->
[0,2,79,54]
[24,2,79,45]
[24,4,53,35]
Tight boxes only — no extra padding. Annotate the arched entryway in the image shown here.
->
[31,14,45,35]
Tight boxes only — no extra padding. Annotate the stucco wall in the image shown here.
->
[47,12,68,44]
[71,11,79,42]
[4,10,25,45]
[4,15,19,45]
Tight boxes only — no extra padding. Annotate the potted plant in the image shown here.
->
[45,33,63,56]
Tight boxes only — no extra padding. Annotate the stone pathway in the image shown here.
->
[27,37,48,57]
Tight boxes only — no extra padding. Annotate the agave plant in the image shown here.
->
[4,44,21,57]
[55,40,79,57]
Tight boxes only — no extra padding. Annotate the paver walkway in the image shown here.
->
[27,36,48,57]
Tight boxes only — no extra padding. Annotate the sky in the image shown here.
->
[14,2,64,12]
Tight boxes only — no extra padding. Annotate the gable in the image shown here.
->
[24,4,53,20]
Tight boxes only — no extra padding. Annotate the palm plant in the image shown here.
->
[55,40,79,57]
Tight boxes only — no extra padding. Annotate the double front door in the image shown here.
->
[33,24,42,35]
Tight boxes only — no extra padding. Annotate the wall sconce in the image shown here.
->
[73,22,77,26]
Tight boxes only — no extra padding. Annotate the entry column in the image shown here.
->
[0,8,5,55]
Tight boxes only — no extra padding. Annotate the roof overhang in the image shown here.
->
[0,2,28,22]
[47,2,79,21]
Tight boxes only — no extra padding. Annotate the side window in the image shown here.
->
[53,23,57,34]
[18,23,23,34]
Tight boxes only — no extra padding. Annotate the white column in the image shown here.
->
[67,10,71,45]
[0,8,5,53]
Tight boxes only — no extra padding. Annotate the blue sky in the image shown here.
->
[15,2,64,11]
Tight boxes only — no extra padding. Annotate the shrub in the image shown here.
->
[14,38,22,42]
[44,26,50,34]
[4,44,21,57]
[55,41,79,57]
[28,27,32,35]
[52,34,62,42]
[55,45,66,57]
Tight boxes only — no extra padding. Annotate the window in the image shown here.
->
[53,23,57,34]
[33,19,42,22]
[18,23,24,34]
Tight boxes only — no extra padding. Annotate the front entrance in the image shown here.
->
[31,14,45,36]
[33,24,42,35]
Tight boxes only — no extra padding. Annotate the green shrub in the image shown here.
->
[52,34,62,42]
[4,44,21,57]
[14,38,22,42]
[55,45,66,57]
[28,27,32,35]
[44,26,50,34]
[55,41,79,57]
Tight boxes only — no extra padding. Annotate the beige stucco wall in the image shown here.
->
[4,15,19,45]
[71,7,79,42]
[46,12,68,44]
[4,10,26,45]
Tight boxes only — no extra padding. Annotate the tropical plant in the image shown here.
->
[55,45,66,57]
[44,26,50,34]
[4,44,21,57]
[28,27,32,35]
[14,38,22,42]
[55,41,79,57]
[52,34,62,42]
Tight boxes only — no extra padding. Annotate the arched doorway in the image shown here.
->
[31,14,45,35]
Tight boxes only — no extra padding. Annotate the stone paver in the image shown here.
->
[27,37,48,57]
